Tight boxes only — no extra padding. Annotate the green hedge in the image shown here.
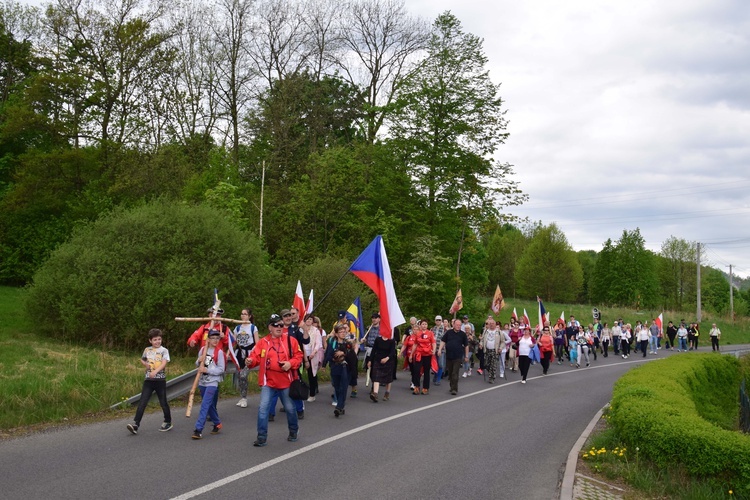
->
[608,354,750,490]
[25,200,280,350]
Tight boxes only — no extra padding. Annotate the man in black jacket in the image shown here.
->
[437,319,469,395]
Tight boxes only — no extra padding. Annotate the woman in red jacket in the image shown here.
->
[538,326,555,375]
[410,320,436,395]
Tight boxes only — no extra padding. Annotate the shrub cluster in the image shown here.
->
[25,200,280,350]
[608,354,750,491]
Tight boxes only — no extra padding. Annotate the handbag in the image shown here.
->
[289,377,309,401]
[287,332,309,400]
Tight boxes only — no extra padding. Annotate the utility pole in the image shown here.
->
[696,242,701,322]
[259,160,265,238]
[728,264,734,323]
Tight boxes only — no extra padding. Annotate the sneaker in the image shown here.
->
[489,378,495,383]
[383,392,390,401]
[434,380,441,386]
[253,439,267,447]
[268,414,275,422]
[467,369,472,376]
[521,380,526,384]
[499,372,505,378]
[421,388,428,395]
[450,390,457,395]
[586,363,590,367]
[192,430,202,440]
[334,407,345,417]
[238,398,247,408]
[297,411,304,420]
[127,423,138,435]
[476,369,483,375]
[287,431,298,442]
[350,390,357,398]
[462,372,467,378]
[159,422,173,432]
[306,396,316,402]
[210,423,222,434]
[370,392,378,403]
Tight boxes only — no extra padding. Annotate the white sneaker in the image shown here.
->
[521,380,526,384]
[239,398,247,408]
[236,399,243,407]
[500,372,505,378]
[307,396,316,402]
[467,369,472,376]
[462,372,467,378]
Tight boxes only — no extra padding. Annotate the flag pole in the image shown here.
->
[309,267,350,316]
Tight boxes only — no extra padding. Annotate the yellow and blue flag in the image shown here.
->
[346,297,365,342]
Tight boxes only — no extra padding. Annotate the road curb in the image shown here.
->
[560,405,605,499]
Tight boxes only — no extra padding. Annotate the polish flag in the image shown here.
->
[292,280,305,325]
[305,289,314,317]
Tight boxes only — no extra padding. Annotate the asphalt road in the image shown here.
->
[0,346,735,499]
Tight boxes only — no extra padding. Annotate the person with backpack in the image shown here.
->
[233,308,258,408]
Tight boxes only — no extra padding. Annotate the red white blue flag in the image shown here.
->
[349,236,405,339]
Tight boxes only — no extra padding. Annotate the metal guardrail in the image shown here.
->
[741,378,750,434]
[110,364,245,409]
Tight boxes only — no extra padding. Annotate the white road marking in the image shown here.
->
[172,358,648,499]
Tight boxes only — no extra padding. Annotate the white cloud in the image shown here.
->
[410,0,750,277]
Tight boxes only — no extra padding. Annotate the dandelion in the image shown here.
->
[729,490,733,496]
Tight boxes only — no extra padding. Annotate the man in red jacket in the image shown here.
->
[246,313,304,447]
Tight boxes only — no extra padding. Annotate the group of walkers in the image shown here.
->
[126,305,719,447]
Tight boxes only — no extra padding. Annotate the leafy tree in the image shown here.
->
[294,255,376,330]
[388,11,523,227]
[25,200,279,349]
[659,236,696,310]
[483,224,526,298]
[608,228,659,309]
[515,223,582,303]
[701,267,729,314]
[394,235,452,317]
[590,238,615,305]
[576,250,597,303]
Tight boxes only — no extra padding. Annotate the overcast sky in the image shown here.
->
[411,0,750,279]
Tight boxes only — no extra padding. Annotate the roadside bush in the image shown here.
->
[25,200,279,350]
[608,354,750,492]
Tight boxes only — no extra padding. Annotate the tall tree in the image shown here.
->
[211,0,254,166]
[608,228,659,309]
[43,0,174,161]
[515,223,583,303]
[483,224,527,298]
[388,11,523,226]
[339,0,427,144]
[659,236,696,310]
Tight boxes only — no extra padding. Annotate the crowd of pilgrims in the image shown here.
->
[174,306,716,445]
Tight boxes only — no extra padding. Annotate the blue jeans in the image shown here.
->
[679,337,688,350]
[269,375,304,415]
[330,364,349,410]
[649,336,658,352]
[196,385,220,431]
[257,386,298,440]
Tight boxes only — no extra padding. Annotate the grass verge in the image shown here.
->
[579,415,742,499]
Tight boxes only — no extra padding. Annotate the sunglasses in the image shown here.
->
[270,323,283,328]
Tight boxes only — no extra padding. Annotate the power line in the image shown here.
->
[521,179,750,209]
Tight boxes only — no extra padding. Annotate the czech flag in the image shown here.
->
[537,297,547,333]
[349,236,405,339]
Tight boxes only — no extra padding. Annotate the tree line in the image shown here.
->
[2,0,744,330]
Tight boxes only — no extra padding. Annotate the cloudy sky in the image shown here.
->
[411,0,750,278]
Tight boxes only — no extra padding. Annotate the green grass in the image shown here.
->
[583,421,741,499]
[2,286,748,432]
